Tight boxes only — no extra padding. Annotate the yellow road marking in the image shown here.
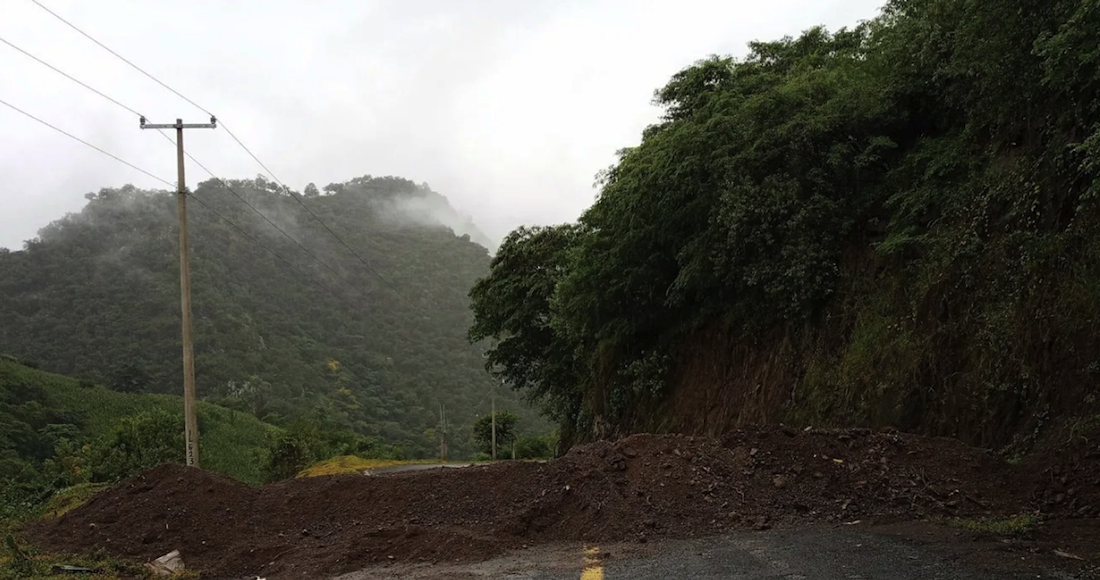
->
[582,546,604,579]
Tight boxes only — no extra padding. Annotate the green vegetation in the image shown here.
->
[0,356,439,569]
[0,534,173,580]
[0,358,282,532]
[0,357,275,487]
[33,483,109,520]
[513,434,556,460]
[0,175,550,461]
[950,514,1040,537]
[296,456,441,478]
[470,0,1100,449]
[0,175,560,539]
[263,421,406,481]
[468,412,557,460]
[472,410,519,457]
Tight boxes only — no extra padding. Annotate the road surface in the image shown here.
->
[331,527,1095,579]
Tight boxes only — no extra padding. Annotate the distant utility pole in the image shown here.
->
[439,403,448,461]
[491,381,497,461]
[140,116,217,468]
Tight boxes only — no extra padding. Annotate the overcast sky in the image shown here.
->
[0,0,886,251]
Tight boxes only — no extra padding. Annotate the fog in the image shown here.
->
[0,0,886,251]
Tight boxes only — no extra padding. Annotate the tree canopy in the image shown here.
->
[470,0,1100,448]
[0,175,550,460]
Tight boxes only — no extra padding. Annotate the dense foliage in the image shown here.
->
[0,176,550,460]
[0,357,277,527]
[470,0,1100,449]
[471,410,519,457]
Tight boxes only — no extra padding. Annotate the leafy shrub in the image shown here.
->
[472,411,519,457]
[266,424,326,482]
[514,435,555,460]
[44,408,184,485]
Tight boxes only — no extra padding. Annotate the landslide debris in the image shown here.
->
[26,426,1100,579]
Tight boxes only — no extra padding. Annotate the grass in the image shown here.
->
[0,479,205,580]
[0,359,281,485]
[297,456,443,477]
[297,455,531,478]
[0,536,196,580]
[949,513,1039,536]
[35,484,109,520]
[0,482,150,579]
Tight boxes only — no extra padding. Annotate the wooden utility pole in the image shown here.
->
[140,116,217,468]
[491,382,497,461]
[439,403,448,461]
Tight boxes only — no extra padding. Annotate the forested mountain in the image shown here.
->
[471,0,1100,452]
[0,174,548,459]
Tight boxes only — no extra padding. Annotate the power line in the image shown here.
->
[147,132,349,282]
[193,167,348,283]
[0,93,353,309]
[471,386,494,417]
[184,191,349,302]
[186,186,385,315]
[27,0,212,118]
[0,32,346,288]
[0,35,143,118]
[152,138,380,311]
[0,32,189,179]
[27,0,422,312]
[0,96,172,187]
[221,123,426,313]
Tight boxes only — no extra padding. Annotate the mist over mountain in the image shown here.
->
[0,174,544,458]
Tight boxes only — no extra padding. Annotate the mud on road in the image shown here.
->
[26,425,1100,579]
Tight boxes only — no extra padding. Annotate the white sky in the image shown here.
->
[0,0,886,251]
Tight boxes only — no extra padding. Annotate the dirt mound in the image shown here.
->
[511,427,1017,544]
[1021,426,1100,519]
[26,426,1099,579]
[28,462,541,579]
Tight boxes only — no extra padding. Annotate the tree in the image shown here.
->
[514,434,555,460]
[0,174,551,460]
[54,409,186,483]
[468,0,1100,448]
[108,362,153,394]
[266,424,322,481]
[472,411,519,458]
[469,225,585,425]
[222,375,273,417]
[473,25,899,434]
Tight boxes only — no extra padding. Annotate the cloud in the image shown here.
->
[0,0,886,250]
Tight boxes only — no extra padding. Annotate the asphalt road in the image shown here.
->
[332,527,1093,580]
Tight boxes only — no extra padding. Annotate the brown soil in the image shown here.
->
[25,425,1100,579]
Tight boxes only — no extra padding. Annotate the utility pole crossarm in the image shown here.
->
[141,117,217,469]
[140,116,217,130]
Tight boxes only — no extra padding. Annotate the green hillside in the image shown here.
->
[0,356,277,501]
[470,0,1100,451]
[0,175,549,459]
